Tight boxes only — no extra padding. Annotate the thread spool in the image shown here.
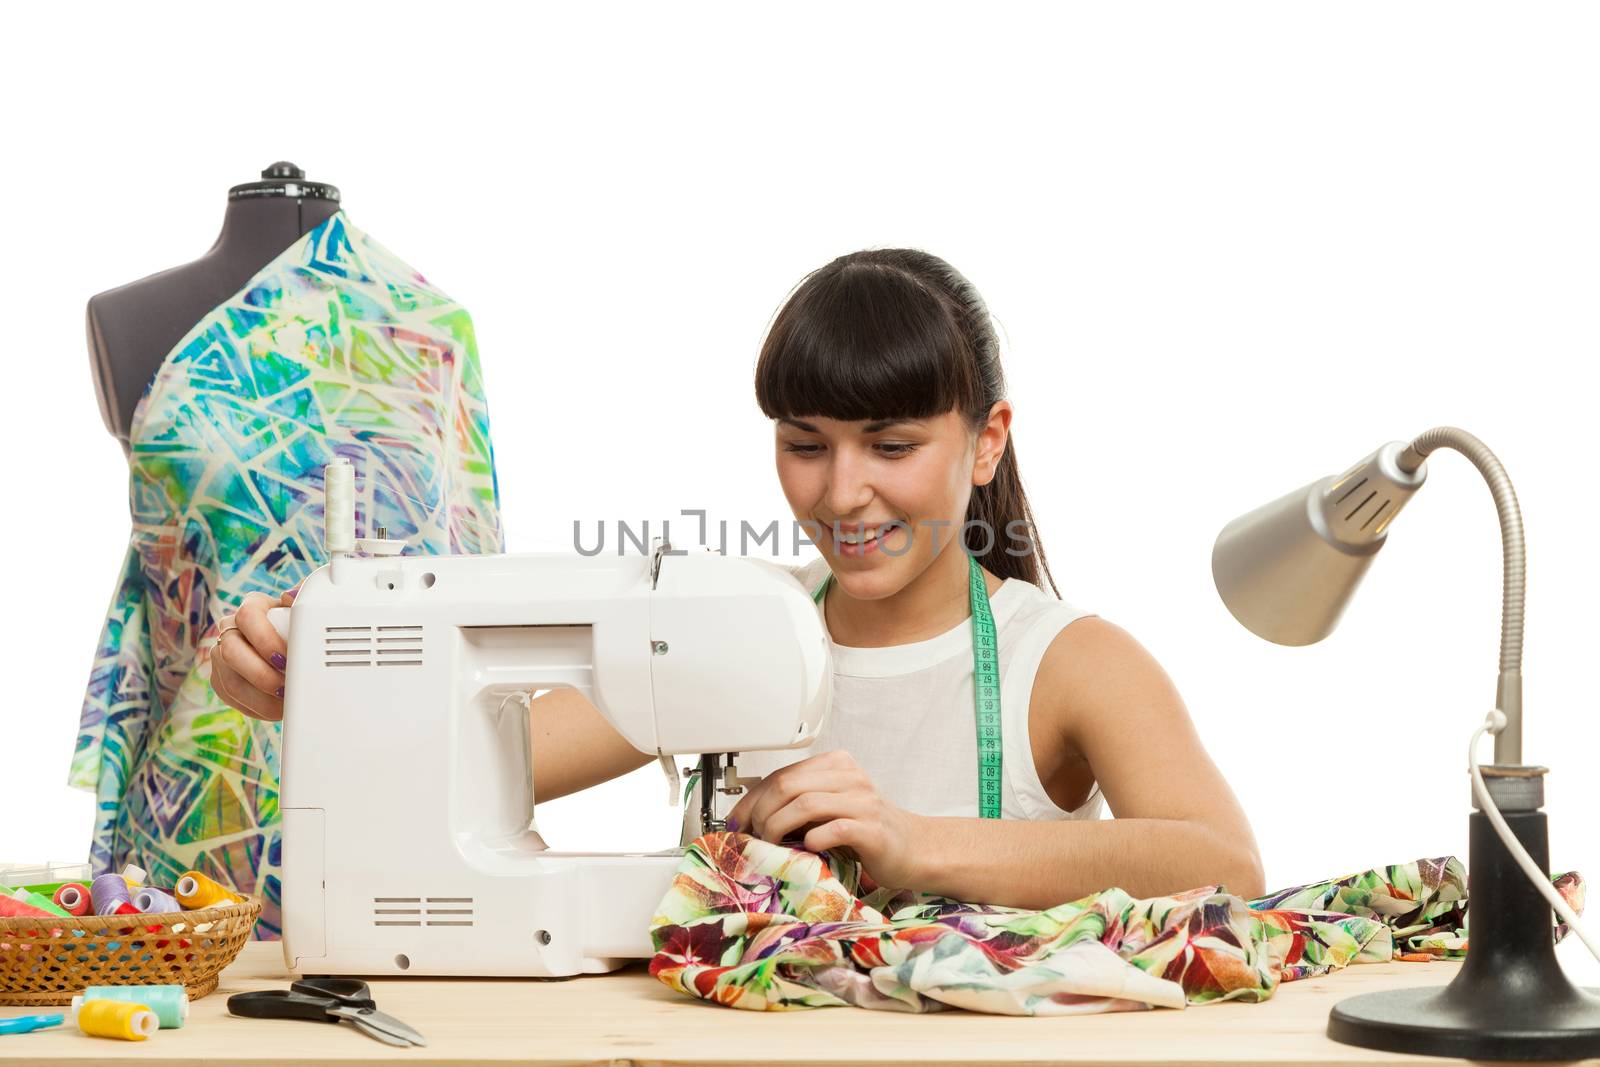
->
[121,864,147,888]
[324,457,355,555]
[174,871,244,909]
[76,986,189,1029]
[74,998,157,1041]
[133,887,182,915]
[53,882,91,916]
[98,898,145,939]
[91,873,132,915]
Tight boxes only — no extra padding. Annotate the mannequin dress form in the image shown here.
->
[72,164,505,937]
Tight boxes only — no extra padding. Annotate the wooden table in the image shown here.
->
[0,942,1590,1065]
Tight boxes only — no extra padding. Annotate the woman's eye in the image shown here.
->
[781,442,919,457]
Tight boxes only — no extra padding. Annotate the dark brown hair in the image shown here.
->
[754,249,1059,597]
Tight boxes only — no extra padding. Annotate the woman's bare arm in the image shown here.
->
[529,687,655,802]
[907,617,1266,907]
[1050,616,1264,895]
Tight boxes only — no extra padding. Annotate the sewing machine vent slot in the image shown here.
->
[373,896,421,926]
[377,625,424,667]
[371,896,475,927]
[325,625,425,667]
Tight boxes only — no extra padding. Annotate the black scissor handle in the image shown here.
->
[293,978,375,1010]
[227,989,342,1023]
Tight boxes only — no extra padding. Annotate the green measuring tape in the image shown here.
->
[813,553,1002,819]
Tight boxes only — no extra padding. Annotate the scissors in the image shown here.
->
[227,977,427,1047]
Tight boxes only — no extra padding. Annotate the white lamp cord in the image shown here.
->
[1469,708,1600,963]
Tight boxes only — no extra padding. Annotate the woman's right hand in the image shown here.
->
[211,586,298,721]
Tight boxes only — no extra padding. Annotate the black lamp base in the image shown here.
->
[1328,981,1600,1060]
[1326,775,1600,1060]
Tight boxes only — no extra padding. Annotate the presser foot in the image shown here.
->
[697,753,753,835]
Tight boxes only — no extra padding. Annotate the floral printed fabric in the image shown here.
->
[648,832,1586,1015]
[1251,855,1585,962]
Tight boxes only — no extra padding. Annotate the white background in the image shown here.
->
[2,2,1595,984]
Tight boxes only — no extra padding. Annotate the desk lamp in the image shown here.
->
[1211,426,1600,1059]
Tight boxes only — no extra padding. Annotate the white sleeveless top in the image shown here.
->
[688,556,1106,836]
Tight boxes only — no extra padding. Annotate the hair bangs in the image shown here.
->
[755,260,978,424]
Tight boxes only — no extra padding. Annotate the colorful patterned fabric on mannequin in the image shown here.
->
[70,212,504,938]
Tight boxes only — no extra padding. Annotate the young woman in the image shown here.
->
[215,249,1265,909]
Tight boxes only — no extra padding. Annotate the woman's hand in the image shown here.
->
[723,749,927,891]
[210,584,300,721]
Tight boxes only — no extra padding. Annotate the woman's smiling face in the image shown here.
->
[775,411,979,598]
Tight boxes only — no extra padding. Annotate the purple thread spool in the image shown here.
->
[133,887,182,915]
[89,873,131,916]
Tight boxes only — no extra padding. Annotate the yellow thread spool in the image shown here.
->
[76,998,158,1041]
[174,871,244,909]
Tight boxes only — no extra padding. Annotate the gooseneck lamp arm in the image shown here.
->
[1210,425,1522,763]
[1211,425,1600,1059]
[1394,429,1523,765]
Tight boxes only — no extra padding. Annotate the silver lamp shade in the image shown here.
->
[1212,442,1427,646]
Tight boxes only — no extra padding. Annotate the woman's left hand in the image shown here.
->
[723,749,927,890]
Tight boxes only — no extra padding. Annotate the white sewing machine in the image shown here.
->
[272,460,831,977]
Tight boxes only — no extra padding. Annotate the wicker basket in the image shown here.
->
[0,899,262,1005]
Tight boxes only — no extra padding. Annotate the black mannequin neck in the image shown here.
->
[208,195,341,265]
[86,165,347,447]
